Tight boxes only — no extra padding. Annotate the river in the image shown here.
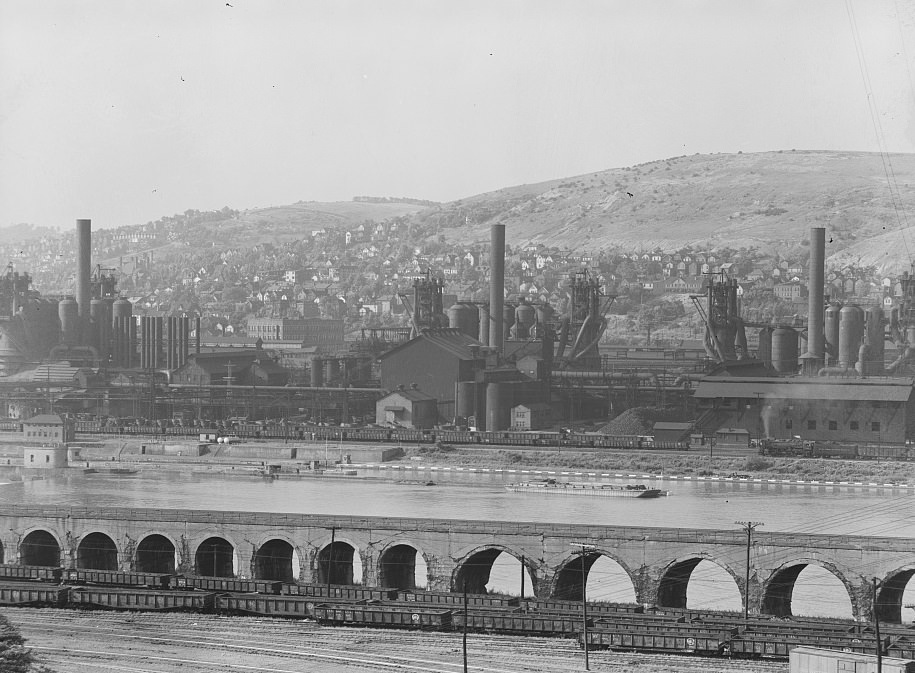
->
[2,467,914,618]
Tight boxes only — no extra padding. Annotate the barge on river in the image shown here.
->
[505,480,666,498]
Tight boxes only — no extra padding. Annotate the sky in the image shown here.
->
[1,0,914,231]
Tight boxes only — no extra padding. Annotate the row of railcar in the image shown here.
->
[9,417,915,461]
[62,419,687,450]
[2,563,912,660]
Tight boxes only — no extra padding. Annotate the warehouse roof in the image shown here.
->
[378,328,485,362]
[693,376,915,402]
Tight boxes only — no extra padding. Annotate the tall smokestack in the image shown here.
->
[805,227,826,370]
[77,219,91,319]
[489,224,505,353]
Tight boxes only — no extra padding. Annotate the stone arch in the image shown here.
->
[656,554,741,609]
[135,533,178,574]
[551,548,637,602]
[451,545,529,595]
[316,537,361,586]
[762,558,856,618]
[194,536,236,577]
[254,538,296,582]
[76,532,119,570]
[876,564,915,623]
[377,541,429,591]
[20,529,62,567]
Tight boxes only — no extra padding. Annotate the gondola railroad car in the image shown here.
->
[70,587,218,612]
[313,602,452,629]
[217,593,316,618]
[176,575,283,595]
[0,581,70,607]
[0,564,63,583]
[64,569,173,589]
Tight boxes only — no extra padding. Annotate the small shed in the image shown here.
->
[715,427,751,448]
[652,422,692,444]
[375,387,438,429]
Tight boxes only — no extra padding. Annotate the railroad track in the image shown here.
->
[11,609,786,673]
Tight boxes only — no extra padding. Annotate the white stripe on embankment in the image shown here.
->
[352,463,915,490]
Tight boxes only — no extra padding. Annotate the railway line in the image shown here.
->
[0,563,909,665]
[6,417,915,462]
[13,609,787,673]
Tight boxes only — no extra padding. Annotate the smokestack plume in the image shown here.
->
[489,224,505,353]
[77,219,91,319]
[806,227,826,366]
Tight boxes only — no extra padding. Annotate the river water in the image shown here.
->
[2,467,914,618]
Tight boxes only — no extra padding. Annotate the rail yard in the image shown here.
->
[0,565,904,666]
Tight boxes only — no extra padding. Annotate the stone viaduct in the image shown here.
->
[1,505,913,623]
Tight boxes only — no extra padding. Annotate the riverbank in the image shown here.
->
[394,445,915,486]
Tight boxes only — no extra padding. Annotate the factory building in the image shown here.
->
[693,376,915,444]
[375,387,438,429]
[246,318,344,346]
[378,328,486,423]
[172,350,289,387]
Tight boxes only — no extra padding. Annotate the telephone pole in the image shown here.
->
[735,521,763,621]
[571,542,595,670]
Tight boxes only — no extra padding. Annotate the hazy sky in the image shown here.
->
[2,0,914,230]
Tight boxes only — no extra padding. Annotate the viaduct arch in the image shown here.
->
[1,506,911,622]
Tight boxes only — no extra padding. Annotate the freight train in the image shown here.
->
[757,437,915,461]
[0,418,689,450]
[5,417,915,460]
[2,562,915,661]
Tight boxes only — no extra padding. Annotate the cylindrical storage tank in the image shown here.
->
[90,298,108,358]
[757,327,772,367]
[128,317,137,368]
[327,358,340,383]
[153,316,163,368]
[825,303,842,365]
[771,327,799,374]
[455,381,476,422]
[448,303,477,339]
[514,302,535,340]
[486,382,505,432]
[838,305,864,369]
[59,298,79,347]
[311,358,324,387]
[857,344,871,376]
[138,316,148,368]
[866,306,885,374]
[502,305,515,341]
[477,305,490,345]
[534,303,554,339]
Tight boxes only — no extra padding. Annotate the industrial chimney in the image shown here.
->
[76,219,91,319]
[802,226,826,373]
[489,224,505,354]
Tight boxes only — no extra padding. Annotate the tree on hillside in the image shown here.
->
[0,614,56,672]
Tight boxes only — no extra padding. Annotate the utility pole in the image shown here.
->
[571,542,593,670]
[462,579,468,673]
[735,521,763,621]
[873,577,883,673]
[520,555,525,600]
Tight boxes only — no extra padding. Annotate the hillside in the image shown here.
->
[412,150,915,274]
[190,200,432,247]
